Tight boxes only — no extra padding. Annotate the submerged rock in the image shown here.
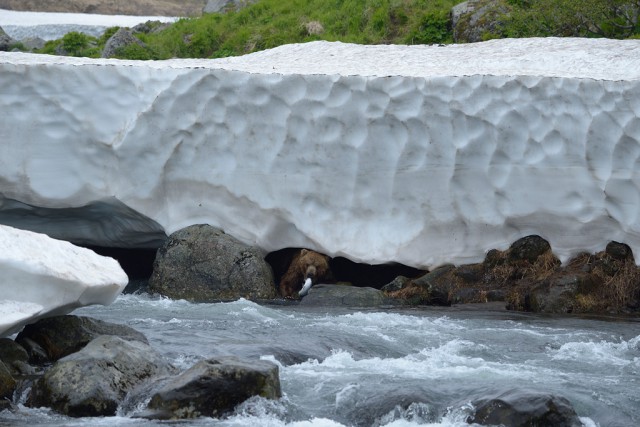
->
[149,224,276,302]
[299,284,389,307]
[28,335,175,417]
[15,315,148,363]
[467,390,582,427]
[144,356,281,419]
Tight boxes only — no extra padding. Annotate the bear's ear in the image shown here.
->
[300,249,309,255]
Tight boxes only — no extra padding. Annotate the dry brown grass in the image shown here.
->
[484,249,560,286]
[386,284,430,303]
[522,250,561,281]
[592,262,640,310]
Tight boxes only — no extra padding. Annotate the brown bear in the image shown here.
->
[279,249,332,298]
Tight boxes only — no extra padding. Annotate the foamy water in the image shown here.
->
[2,295,638,426]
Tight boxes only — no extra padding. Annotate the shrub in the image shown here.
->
[61,31,90,56]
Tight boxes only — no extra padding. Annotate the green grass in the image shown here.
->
[137,0,462,59]
[32,0,640,59]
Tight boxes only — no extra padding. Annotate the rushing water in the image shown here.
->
[2,294,639,426]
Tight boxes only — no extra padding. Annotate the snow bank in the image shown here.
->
[0,8,177,40]
[0,225,128,337]
[1,38,639,268]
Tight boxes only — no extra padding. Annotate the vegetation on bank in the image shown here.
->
[32,0,640,59]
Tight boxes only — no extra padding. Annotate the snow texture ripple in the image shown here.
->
[1,38,640,268]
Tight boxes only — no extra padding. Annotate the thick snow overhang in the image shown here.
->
[1,38,639,268]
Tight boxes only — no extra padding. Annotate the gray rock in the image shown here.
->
[131,21,171,34]
[299,284,388,307]
[508,235,552,264]
[145,356,281,419]
[20,37,46,51]
[101,28,145,58]
[0,338,30,376]
[16,315,148,363]
[468,389,582,427]
[411,265,455,305]
[381,276,411,292]
[28,335,175,417]
[605,241,634,261]
[0,26,16,51]
[149,224,276,302]
[0,360,16,401]
[451,0,511,43]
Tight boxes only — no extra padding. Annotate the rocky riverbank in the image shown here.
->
[143,224,640,316]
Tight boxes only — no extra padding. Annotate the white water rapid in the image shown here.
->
[3,296,637,427]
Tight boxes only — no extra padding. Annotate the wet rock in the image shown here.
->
[335,387,436,427]
[451,288,486,304]
[144,356,280,419]
[0,338,30,376]
[411,265,456,305]
[605,241,634,262]
[16,315,147,363]
[455,263,484,283]
[299,284,388,307]
[508,235,552,264]
[0,360,16,402]
[468,389,582,427]
[518,278,580,314]
[149,224,276,302]
[28,335,175,417]
[102,28,145,58]
[381,276,412,292]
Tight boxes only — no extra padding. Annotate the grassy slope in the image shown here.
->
[135,0,462,59]
[38,0,462,59]
[30,0,640,59]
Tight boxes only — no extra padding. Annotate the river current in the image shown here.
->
[1,294,639,426]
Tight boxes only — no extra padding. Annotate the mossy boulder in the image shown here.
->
[149,224,276,302]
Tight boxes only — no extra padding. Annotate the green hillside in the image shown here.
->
[36,0,640,59]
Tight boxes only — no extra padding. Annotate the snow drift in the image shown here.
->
[1,38,639,268]
[0,225,128,337]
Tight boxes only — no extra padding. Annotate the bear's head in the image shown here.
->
[298,249,330,283]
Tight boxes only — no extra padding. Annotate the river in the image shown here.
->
[1,294,638,426]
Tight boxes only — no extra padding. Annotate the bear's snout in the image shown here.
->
[305,265,317,281]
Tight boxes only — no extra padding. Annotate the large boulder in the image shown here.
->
[0,26,16,51]
[0,338,30,376]
[15,315,147,363]
[0,225,128,338]
[101,28,146,58]
[149,225,276,301]
[451,0,511,43]
[145,356,281,419]
[28,335,175,417]
[468,390,583,427]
